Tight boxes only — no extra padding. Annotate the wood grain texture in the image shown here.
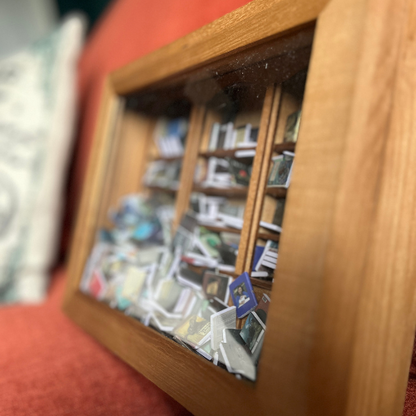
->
[145,186,177,195]
[97,110,154,228]
[274,142,297,153]
[110,0,326,95]
[257,0,416,415]
[199,109,222,153]
[203,226,241,235]
[65,291,261,416]
[265,187,288,198]
[257,232,280,242]
[192,186,248,198]
[65,81,121,300]
[241,86,282,273]
[173,105,206,230]
[250,277,273,291]
[200,147,257,159]
[234,85,277,274]
[95,101,125,230]
[344,1,416,414]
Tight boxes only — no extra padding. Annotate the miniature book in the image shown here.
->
[254,240,279,278]
[196,341,213,361]
[227,158,252,186]
[172,212,198,254]
[208,122,221,151]
[283,110,301,143]
[210,305,236,350]
[88,269,107,300]
[121,264,154,302]
[220,328,256,381]
[212,122,234,150]
[239,311,266,354]
[150,312,181,332]
[259,197,285,232]
[202,271,232,303]
[229,272,258,318]
[267,151,295,188]
[254,293,271,324]
[252,246,265,272]
[207,297,228,314]
[177,266,204,291]
[234,124,252,147]
[173,314,211,348]
[217,242,238,266]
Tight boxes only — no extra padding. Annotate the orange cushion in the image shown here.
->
[0,268,191,416]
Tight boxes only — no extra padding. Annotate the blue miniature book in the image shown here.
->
[229,272,258,318]
[252,246,264,271]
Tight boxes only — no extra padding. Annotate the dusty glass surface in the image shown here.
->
[79,27,313,382]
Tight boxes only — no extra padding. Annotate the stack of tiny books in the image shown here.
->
[251,110,301,280]
[208,122,259,153]
[194,121,259,190]
[80,194,270,381]
[143,117,189,191]
[195,156,253,189]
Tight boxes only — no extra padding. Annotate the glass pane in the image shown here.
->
[79,25,314,382]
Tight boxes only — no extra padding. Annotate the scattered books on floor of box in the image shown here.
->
[80,194,270,381]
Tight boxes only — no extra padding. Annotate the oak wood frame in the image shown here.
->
[64,0,416,415]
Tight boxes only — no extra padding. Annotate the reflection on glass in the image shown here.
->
[79,31,311,381]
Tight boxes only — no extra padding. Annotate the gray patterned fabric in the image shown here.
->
[0,15,85,303]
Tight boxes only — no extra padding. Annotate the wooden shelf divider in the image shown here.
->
[173,105,206,230]
[146,185,178,195]
[240,85,283,273]
[233,85,280,275]
[202,225,241,234]
[272,142,296,153]
[192,185,248,197]
[249,277,273,290]
[265,187,287,198]
[152,155,183,162]
[257,231,280,241]
[199,146,257,159]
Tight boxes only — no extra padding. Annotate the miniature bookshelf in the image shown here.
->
[64,0,416,415]
[96,69,305,316]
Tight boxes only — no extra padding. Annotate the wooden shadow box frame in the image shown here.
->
[64,0,416,415]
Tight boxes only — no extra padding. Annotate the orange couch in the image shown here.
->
[1,0,415,414]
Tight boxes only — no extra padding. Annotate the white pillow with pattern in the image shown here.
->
[0,15,85,303]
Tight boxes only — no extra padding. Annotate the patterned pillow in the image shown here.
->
[0,15,85,303]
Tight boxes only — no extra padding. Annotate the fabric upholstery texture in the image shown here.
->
[0,269,191,416]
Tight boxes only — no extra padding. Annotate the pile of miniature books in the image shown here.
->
[80,193,270,381]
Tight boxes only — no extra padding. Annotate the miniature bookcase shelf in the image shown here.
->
[64,0,416,415]
[108,61,305,312]
[69,19,308,403]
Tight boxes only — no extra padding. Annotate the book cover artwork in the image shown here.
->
[283,110,301,143]
[267,151,295,188]
[229,272,258,318]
